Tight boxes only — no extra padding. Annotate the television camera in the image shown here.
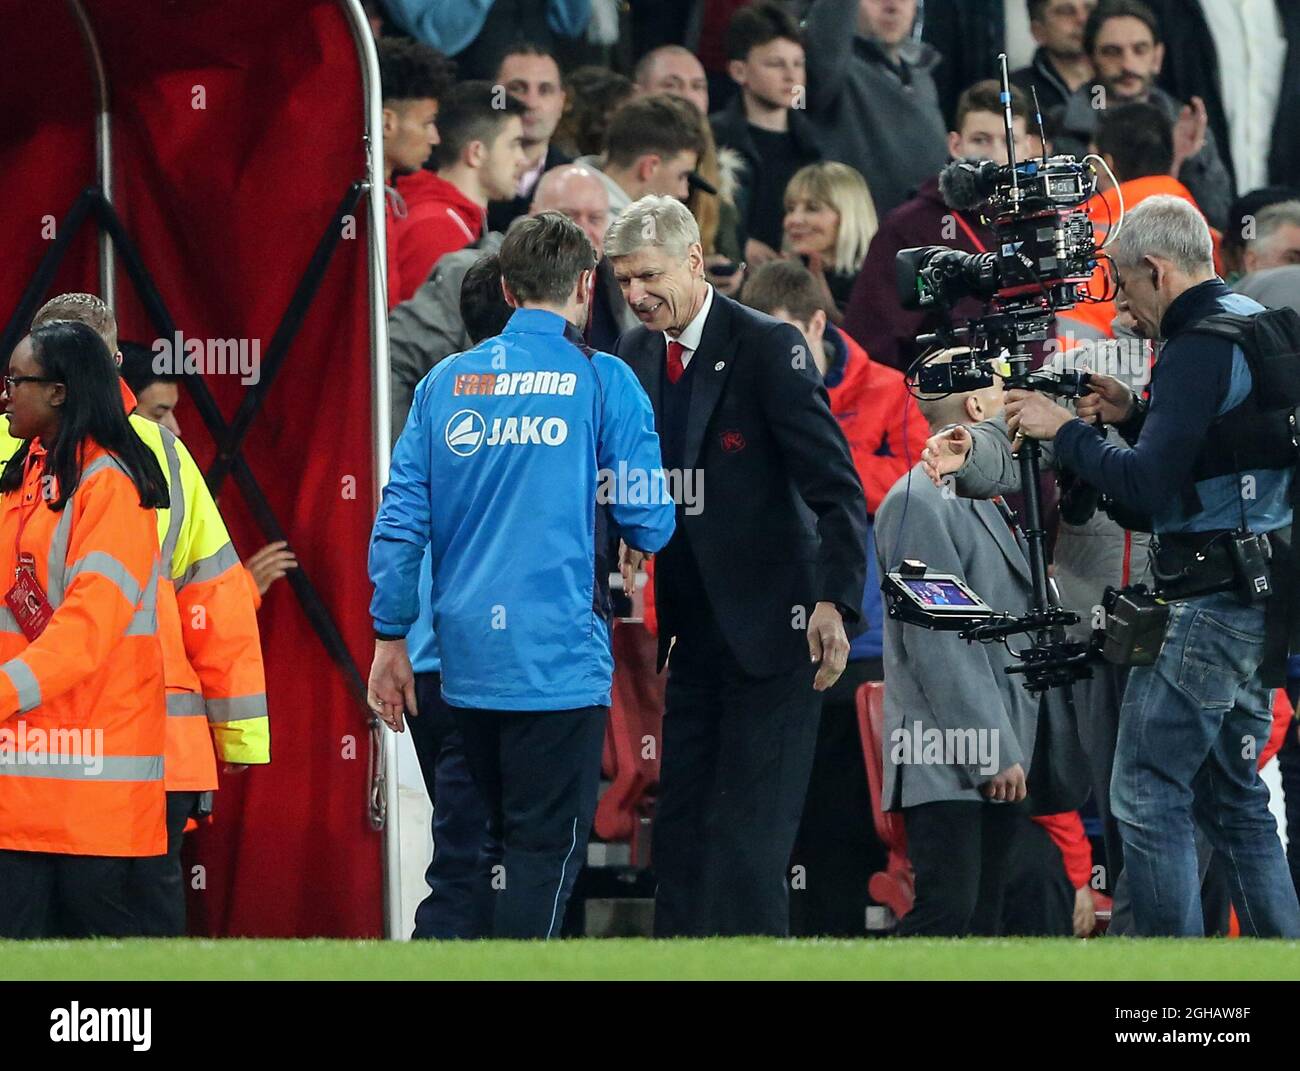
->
[881,55,1126,694]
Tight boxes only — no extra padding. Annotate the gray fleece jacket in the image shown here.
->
[802,0,950,219]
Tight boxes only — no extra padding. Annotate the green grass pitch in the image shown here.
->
[5,938,1300,981]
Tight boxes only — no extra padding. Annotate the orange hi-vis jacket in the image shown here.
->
[1057,175,1219,343]
[0,387,270,793]
[0,440,166,856]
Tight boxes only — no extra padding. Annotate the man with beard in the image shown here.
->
[486,44,572,233]
[1051,0,1230,228]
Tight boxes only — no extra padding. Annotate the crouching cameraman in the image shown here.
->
[1001,194,1300,938]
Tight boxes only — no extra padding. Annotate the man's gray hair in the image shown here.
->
[604,195,701,260]
[1111,194,1214,273]
[1251,200,1300,247]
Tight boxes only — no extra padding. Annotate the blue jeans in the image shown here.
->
[1111,592,1300,937]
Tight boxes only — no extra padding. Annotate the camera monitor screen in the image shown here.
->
[903,578,980,607]
[887,572,994,618]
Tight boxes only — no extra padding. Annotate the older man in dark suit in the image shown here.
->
[610,195,868,937]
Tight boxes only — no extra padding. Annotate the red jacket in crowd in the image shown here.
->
[391,170,485,306]
[1058,173,1211,342]
[822,323,928,514]
[385,192,403,311]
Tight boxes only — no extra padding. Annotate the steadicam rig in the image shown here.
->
[882,54,1126,695]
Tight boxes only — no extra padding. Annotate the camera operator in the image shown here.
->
[1001,194,1300,938]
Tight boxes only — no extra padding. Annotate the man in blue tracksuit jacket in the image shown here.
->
[399,255,513,942]
[368,212,675,938]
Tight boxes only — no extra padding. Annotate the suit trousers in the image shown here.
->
[0,850,139,938]
[452,703,606,939]
[407,672,492,939]
[652,602,822,937]
[900,799,1024,936]
[128,790,200,936]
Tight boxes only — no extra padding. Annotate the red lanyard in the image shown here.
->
[952,212,988,254]
[13,448,47,578]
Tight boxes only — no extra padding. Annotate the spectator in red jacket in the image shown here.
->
[377,38,454,310]
[744,259,926,513]
[393,81,528,303]
[841,79,1030,370]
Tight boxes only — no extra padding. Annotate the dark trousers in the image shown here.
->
[451,703,606,939]
[653,608,822,938]
[0,850,139,938]
[789,657,887,937]
[129,790,199,936]
[1001,817,1075,936]
[1072,662,1130,927]
[407,672,492,939]
[900,800,1023,936]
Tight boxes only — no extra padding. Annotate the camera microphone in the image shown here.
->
[938,158,1000,212]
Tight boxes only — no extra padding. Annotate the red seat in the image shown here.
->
[594,621,665,865]
[855,681,914,922]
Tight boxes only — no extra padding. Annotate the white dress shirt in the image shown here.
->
[663,284,715,372]
[1199,0,1285,193]
[515,151,547,201]
[1002,0,1036,71]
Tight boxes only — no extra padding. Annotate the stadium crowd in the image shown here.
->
[6,0,1300,941]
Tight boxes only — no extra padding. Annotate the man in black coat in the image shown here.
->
[608,194,868,937]
[486,44,573,234]
[1146,0,1300,194]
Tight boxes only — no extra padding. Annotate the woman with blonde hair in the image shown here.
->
[783,161,878,321]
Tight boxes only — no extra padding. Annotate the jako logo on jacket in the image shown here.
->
[370,308,675,711]
[443,411,570,455]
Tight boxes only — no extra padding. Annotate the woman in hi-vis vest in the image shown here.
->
[0,321,169,937]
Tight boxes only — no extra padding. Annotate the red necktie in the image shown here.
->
[666,340,686,384]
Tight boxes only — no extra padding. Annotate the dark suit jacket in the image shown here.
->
[1147,0,1300,192]
[616,291,868,677]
